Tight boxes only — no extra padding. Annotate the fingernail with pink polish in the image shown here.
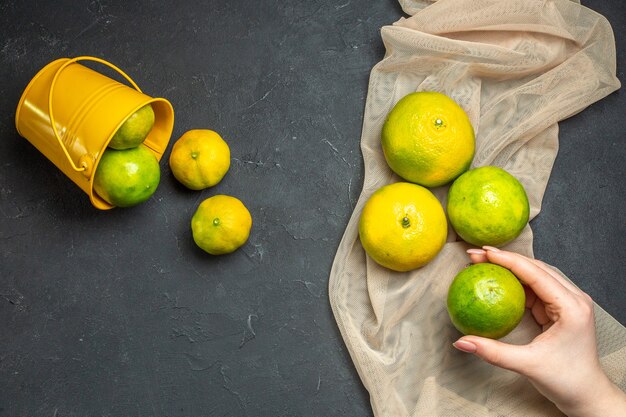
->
[453,340,477,353]
[466,248,486,255]
[483,246,501,252]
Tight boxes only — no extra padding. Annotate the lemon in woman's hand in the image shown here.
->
[191,195,252,255]
[447,263,526,339]
[382,91,475,187]
[93,144,161,207]
[447,166,530,247]
[169,129,230,190]
[358,182,447,272]
[108,104,155,150]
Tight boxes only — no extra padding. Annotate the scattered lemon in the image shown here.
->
[108,104,155,150]
[191,195,252,255]
[381,91,475,187]
[358,182,447,272]
[93,144,161,207]
[447,166,529,247]
[447,263,526,339]
[169,129,230,190]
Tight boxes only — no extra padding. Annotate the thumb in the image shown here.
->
[453,336,531,374]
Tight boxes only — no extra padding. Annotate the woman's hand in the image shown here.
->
[452,246,626,417]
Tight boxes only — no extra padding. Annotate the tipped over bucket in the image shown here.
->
[15,56,175,210]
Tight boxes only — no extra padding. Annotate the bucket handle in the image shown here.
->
[48,56,143,175]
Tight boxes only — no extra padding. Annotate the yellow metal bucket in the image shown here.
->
[15,56,174,210]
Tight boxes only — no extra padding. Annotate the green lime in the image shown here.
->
[447,166,529,247]
[447,263,526,339]
[108,104,155,150]
[93,144,161,207]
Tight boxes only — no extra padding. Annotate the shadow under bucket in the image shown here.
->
[15,56,175,210]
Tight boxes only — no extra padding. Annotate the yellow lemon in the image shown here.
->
[169,129,230,190]
[447,166,530,247]
[358,182,447,272]
[381,91,475,187]
[191,195,252,255]
[447,263,526,339]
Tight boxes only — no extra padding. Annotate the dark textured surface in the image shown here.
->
[0,1,624,416]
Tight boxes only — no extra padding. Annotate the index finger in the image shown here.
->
[482,246,572,306]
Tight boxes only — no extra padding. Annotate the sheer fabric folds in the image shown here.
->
[328,1,623,415]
